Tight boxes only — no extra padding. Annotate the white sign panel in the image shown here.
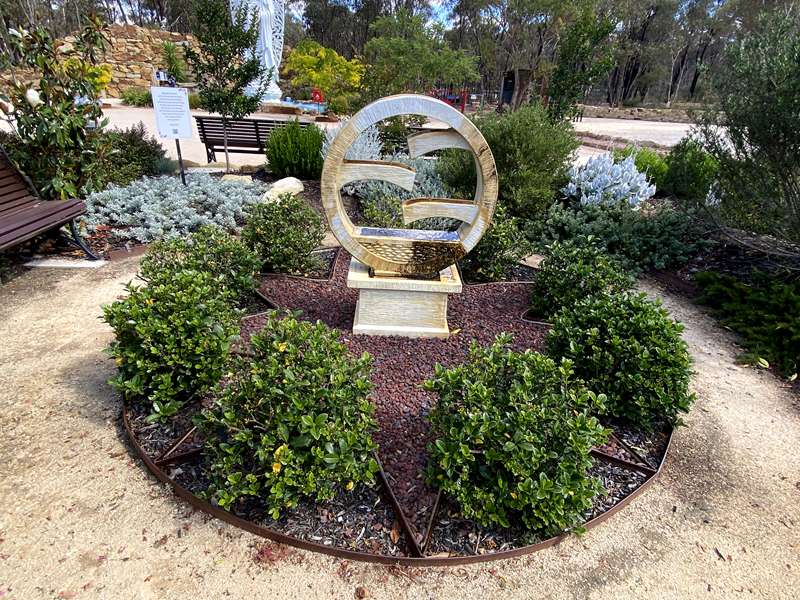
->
[151,86,192,139]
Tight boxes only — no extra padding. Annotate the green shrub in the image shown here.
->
[265,120,325,179]
[437,104,578,219]
[2,17,109,199]
[140,225,261,301]
[531,239,634,317]
[241,193,325,274]
[161,41,188,82]
[612,146,668,192]
[663,138,718,201]
[548,292,696,427]
[696,11,800,241]
[197,312,380,517]
[103,269,240,422]
[695,270,799,378]
[425,334,608,533]
[532,200,703,273]
[121,87,153,107]
[458,205,530,282]
[95,122,171,189]
[188,92,201,109]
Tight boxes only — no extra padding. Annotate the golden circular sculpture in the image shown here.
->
[321,94,499,276]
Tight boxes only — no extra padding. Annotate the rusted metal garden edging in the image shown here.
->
[123,404,674,566]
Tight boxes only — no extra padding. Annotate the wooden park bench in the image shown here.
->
[0,147,98,259]
[194,116,310,163]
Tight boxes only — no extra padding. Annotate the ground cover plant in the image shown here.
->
[266,120,326,179]
[241,193,325,274]
[81,173,266,244]
[695,270,799,379]
[437,104,578,219]
[564,153,654,208]
[530,239,633,318]
[139,225,261,302]
[548,292,696,428]
[425,334,609,534]
[103,269,240,422]
[197,312,380,517]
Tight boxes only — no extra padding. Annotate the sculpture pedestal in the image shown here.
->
[347,258,462,339]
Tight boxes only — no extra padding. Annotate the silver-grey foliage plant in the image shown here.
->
[81,173,267,243]
[563,154,655,208]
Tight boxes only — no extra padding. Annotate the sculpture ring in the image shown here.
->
[320,94,498,276]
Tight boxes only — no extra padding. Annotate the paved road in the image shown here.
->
[573,117,693,147]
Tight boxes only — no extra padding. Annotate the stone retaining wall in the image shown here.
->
[1,24,192,98]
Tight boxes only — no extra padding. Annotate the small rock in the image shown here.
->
[263,177,304,202]
[355,586,369,599]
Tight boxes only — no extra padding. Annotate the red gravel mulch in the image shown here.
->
[243,250,549,539]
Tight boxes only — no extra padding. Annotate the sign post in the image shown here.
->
[150,86,193,185]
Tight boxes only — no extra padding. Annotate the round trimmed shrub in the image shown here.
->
[140,225,261,302]
[531,239,634,317]
[425,334,609,534]
[103,269,240,422]
[547,292,696,427]
[241,194,325,274]
[266,120,325,179]
[197,313,380,517]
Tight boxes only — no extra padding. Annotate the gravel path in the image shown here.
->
[0,261,798,599]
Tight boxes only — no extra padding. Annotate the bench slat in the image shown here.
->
[0,194,38,216]
[0,200,84,250]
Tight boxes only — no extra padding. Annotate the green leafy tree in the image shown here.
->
[0,16,110,199]
[697,10,800,242]
[363,9,478,101]
[184,0,271,171]
[282,39,364,114]
[546,11,615,120]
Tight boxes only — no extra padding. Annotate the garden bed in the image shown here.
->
[124,248,673,564]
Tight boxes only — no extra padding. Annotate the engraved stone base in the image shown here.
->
[347,258,462,339]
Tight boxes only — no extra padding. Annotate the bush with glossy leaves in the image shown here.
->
[548,291,695,428]
[426,334,609,534]
[103,269,240,422]
[197,312,380,518]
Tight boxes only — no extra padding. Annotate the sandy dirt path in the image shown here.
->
[0,260,798,599]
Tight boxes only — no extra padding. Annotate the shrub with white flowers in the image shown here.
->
[81,173,267,243]
[563,154,655,208]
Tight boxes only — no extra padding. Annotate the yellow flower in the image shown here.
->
[345,480,354,491]
[272,462,282,474]
[510,492,518,499]
[115,357,123,366]
[278,342,287,352]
